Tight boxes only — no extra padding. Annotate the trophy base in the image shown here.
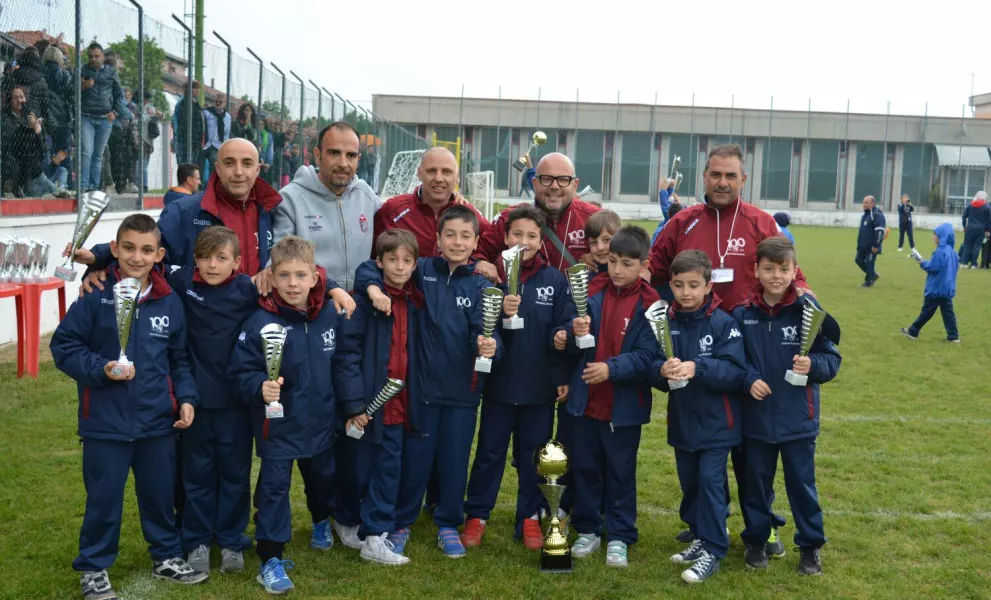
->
[512,160,526,172]
[110,357,131,377]
[576,334,596,349]
[265,401,285,419]
[503,316,524,330]
[54,266,78,282]
[475,356,492,373]
[785,370,808,386]
[540,551,573,573]
[668,379,689,390]
[346,423,365,439]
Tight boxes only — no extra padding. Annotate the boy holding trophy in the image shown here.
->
[653,250,746,584]
[51,215,207,600]
[562,226,659,569]
[228,236,362,594]
[732,237,841,576]
[356,205,500,559]
[463,205,576,550]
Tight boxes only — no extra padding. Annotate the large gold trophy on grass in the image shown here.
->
[535,429,572,573]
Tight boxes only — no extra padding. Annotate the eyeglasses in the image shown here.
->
[536,175,576,187]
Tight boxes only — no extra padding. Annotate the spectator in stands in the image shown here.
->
[267,119,285,187]
[79,42,122,192]
[231,103,256,145]
[172,80,204,166]
[269,121,381,292]
[108,86,139,194]
[201,94,231,183]
[42,45,73,156]
[1,86,61,197]
[257,117,274,185]
[164,163,201,205]
[774,212,795,244]
[960,191,991,269]
[5,47,49,124]
[282,143,300,187]
[44,149,70,192]
[139,90,164,191]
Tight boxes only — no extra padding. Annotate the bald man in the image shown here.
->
[83,138,283,279]
[476,152,600,275]
[374,147,491,259]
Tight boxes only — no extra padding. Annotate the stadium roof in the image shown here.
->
[934,145,991,168]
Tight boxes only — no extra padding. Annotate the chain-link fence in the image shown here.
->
[0,0,431,215]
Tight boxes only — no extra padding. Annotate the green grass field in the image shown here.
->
[2,224,990,600]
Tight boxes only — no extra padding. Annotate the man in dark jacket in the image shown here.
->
[172,80,204,165]
[42,45,73,155]
[6,48,49,124]
[855,195,886,287]
[960,191,991,269]
[79,42,123,191]
[897,194,915,252]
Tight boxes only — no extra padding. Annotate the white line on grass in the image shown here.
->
[823,415,991,425]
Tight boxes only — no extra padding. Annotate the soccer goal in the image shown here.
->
[465,171,496,220]
[380,149,426,199]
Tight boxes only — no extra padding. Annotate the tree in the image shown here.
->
[107,35,169,115]
[343,110,375,135]
[261,100,290,121]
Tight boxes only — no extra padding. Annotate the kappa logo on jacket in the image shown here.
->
[535,285,554,304]
[781,325,799,344]
[322,328,336,351]
[193,218,213,227]
[149,315,170,338]
[238,331,246,343]
[393,208,410,223]
[728,328,741,339]
[698,334,713,355]
[186,289,204,302]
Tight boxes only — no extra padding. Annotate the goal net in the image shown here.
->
[380,149,426,199]
[465,171,496,220]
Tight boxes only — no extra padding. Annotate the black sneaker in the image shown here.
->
[80,570,118,600]
[745,544,769,569]
[152,557,209,585]
[681,549,720,583]
[766,527,786,558]
[675,528,695,544]
[798,547,823,575]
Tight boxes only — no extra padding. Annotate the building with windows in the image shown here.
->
[373,94,991,214]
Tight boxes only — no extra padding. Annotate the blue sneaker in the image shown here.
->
[310,519,333,551]
[256,558,294,594]
[437,527,466,558]
[388,528,410,555]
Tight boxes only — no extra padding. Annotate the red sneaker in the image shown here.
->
[522,518,544,551]
[461,518,486,547]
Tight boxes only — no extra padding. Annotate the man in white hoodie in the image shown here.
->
[268,121,381,291]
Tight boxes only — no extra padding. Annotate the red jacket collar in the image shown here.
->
[199,173,282,218]
[743,283,799,316]
[258,266,328,320]
[606,277,660,304]
[110,264,172,301]
[385,280,424,309]
[672,292,723,318]
[192,269,237,286]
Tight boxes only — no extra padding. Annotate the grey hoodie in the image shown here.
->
[272,166,381,290]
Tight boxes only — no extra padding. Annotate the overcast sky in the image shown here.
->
[136,0,988,117]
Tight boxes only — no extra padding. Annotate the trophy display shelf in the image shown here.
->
[0,282,27,377]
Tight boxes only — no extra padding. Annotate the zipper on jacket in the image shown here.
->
[336,199,350,288]
[609,422,614,433]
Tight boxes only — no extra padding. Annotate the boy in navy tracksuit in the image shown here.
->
[564,226,659,569]
[733,237,842,576]
[901,223,960,342]
[356,205,501,558]
[51,214,208,600]
[462,205,576,550]
[336,229,422,566]
[165,226,258,574]
[658,250,746,584]
[228,236,362,594]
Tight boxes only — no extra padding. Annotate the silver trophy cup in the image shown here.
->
[111,278,141,376]
[475,287,504,373]
[502,244,525,330]
[785,298,828,386]
[10,238,33,283]
[565,264,595,349]
[0,235,12,284]
[56,191,111,282]
[645,300,688,390]
[30,240,51,283]
[260,323,288,418]
[346,378,406,439]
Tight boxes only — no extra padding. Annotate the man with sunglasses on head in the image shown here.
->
[475,152,600,278]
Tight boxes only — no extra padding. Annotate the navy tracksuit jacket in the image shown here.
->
[334,292,422,537]
[652,296,746,559]
[165,267,259,552]
[227,279,362,550]
[50,265,197,572]
[733,288,842,550]
[355,257,503,530]
[563,287,658,545]
[464,260,576,531]
[855,207,886,283]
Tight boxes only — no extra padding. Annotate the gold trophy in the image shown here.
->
[513,131,547,172]
[535,432,572,573]
[784,298,828,386]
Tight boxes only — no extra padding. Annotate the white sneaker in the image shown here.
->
[360,533,411,565]
[605,540,628,568]
[897,247,904,251]
[571,533,601,558]
[186,544,210,574]
[333,521,362,549]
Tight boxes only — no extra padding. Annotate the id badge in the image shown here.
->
[265,401,285,419]
[712,268,734,283]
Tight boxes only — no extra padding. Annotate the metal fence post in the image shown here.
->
[321,88,334,122]
[75,0,83,204]
[270,62,286,128]
[246,47,263,121]
[213,31,232,120]
[309,80,322,129]
[171,14,194,163]
[290,71,304,154]
[128,0,144,207]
